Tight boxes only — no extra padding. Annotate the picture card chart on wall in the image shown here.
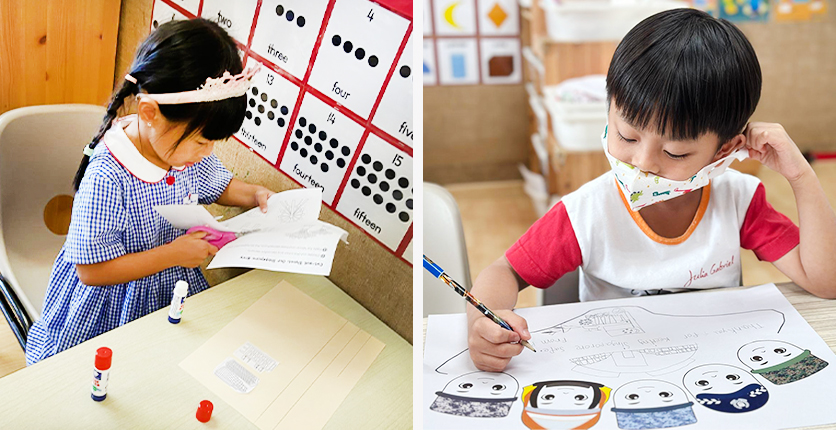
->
[424,0,521,85]
[149,0,413,266]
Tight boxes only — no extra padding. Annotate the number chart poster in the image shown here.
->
[424,0,522,86]
[150,0,414,266]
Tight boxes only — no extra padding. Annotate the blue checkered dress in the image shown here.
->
[25,141,232,365]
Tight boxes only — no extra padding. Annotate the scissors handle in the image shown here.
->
[186,226,237,249]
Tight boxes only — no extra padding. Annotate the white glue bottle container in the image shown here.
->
[91,347,112,401]
[168,280,189,324]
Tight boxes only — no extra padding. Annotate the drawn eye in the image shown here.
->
[459,383,473,389]
[751,356,763,362]
[726,374,740,381]
[774,348,787,354]
[697,380,710,386]
[626,393,640,401]
[659,391,673,398]
[575,394,588,401]
[544,394,555,400]
[492,384,506,391]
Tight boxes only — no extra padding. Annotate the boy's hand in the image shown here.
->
[169,231,219,268]
[467,310,531,372]
[254,187,274,213]
[744,122,813,183]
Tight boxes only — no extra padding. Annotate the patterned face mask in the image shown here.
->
[695,383,769,413]
[601,126,748,211]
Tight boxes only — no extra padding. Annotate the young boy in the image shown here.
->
[467,8,836,372]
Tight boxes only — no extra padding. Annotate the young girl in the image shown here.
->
[466,8,836,372]
[25,19,274,364]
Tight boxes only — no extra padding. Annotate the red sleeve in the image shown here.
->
[740,183,800,262]
[505,201,582,289]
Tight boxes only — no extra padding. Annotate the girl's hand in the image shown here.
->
[168,231,219,268]
[467,310,530,372]
[744,122,814,183]
[254,187,274,213]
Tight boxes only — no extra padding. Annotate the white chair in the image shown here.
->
[423,183,473,317]
[0,104,106,348]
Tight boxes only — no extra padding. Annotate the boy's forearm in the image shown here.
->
[215,178,263,207]
[466,257,528,323]
[790,168,836,291]
[75,245,177,286]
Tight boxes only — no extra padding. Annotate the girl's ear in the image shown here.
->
[713,134,746,162]
[136,96,161,127]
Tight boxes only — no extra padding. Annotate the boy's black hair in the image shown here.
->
[606,8,761,146]
[73,18,246,190]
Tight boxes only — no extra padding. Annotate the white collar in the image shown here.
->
[103,115,185,183]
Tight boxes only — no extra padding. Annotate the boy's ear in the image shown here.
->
[713,134,746,162]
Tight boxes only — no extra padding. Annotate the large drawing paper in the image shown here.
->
[424,284,836,429]
[181,281,385,430]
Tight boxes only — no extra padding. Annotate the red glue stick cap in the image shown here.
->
[95,347,112,370]
[196,400,213,423]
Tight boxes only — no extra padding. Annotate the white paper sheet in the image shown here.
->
[423,284,836,429]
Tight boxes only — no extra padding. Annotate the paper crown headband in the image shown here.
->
[127,64,261,104]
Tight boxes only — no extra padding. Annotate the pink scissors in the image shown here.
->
[186,226,238,249]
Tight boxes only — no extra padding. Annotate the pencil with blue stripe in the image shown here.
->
[423,255,536,352]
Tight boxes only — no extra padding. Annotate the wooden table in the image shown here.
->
[0,270,412,429]
[423,282,836,430]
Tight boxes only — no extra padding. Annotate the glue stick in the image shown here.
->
[168,280,189,324]
[91,347,112,402]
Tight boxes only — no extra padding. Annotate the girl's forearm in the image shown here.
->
[75,244,177,286]
[216,178,263,207]
[791,169,836,290]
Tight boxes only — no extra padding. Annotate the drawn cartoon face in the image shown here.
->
[440,372,518,399]
[521,381,611,430]
[737,340,803,371]
[683,364,769,413]
[612,380,689,409]
[532,384,596,410]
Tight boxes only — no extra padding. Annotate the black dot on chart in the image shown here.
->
[295,130,303,138]
[252,87,258,96]
[304,136,312,145]
[153,20,159,29]
[406,198,413,209]
[314,143,322,152]
[249,99,256,107]
[372,161,383,171]
[369,56,379,67]
[386,203,396,213]
[362,186,371,196]
[245,111,252,119]
[281,106,289,115]
[399,212,409,222]
[343,41,353,53]
[355,48,365,60]
[325,150,334,160]
[286,10,295,21]
[266,111,274,120]
[276,5,284,16]
[310,155,318,164]
[291,141,298,151]
[278,118,286,127]
[320,163,328,172]
[337,158,346,168]
[357,166,366,176]
[332,35,341,46]
[368,173,377,184]
[373,194,383,205]
[270,99,278,109]
[318,131,327,141]
[299,117,307,127]
[341,146,351,156]
[258,105,265,114]
[380,181,389,192]
[399,177,409,188]
[300,148,309,157]
[308,123,316,134]
[400,66,411,78]
[351,179,360,189]
[261,93,268,102]
[361,154,371,164]
[329,138,339,149]
[297,16,305,27]
[254,117,261,126]
[393,190,403,201]
[385,169,395,180]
